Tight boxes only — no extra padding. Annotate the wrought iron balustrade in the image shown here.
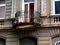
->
[14,11,40,24]
[12,11,41,29]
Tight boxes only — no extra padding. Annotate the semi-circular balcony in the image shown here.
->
[13,11,40,30]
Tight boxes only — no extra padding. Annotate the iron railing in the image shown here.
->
[14,11,40,24]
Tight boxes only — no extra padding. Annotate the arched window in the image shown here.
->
[55,41,60,45]
[20,37,37,45]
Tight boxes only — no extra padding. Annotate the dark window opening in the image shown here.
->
[20,37,37,45]
[55,1,60,14]
[0,38,5,45]
[0,21,4,25]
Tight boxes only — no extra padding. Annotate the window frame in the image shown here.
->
[51,0,60,15]
[41,0,44,15]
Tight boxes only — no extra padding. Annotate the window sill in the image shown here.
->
[0,4,5,6]
[50,14,60,15]
[0,18,5,19]
[50,14,60,17]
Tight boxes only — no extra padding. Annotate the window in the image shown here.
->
[20,37,37,45]
[54,17,60,22]
[0,0,5,18]
[0,21,4,25]
[24,0,34,2]
[55,1,60,14]
[24,0,34,22]
[0,0,5,4]
[51,0,60,14]
[55,41,60,45]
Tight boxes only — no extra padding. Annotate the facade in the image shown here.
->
[0,0,60,45]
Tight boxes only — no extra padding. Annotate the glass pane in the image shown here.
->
[0,6,5,18]
[24,4,28,22]
[55,1,60,14]
[0,21,4,25]
[24,0,34,2]
[29,3,34,22]
[0,0,5,4]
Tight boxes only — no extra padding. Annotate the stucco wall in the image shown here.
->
[0,27,60,45]
[18,27,60,45]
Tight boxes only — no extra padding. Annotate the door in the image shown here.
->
[24,4,28,22]
[24,3,34,22]
[29,3,34,22]
[20,37,37,45]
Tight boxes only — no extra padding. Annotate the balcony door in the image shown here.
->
[24,3,34,23]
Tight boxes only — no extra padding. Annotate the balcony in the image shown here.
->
[0,18,14,29]
[13,11,40,30]
[40,16,60,27]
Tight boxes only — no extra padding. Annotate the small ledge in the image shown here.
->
[13,22,40,30]
[41,24,60,27]
[0,4,5,6]
[0,18,15,21]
